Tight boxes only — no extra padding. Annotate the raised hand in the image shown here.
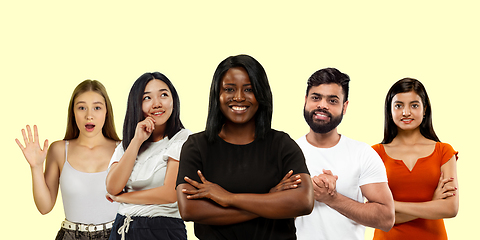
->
[133,116,156,143]
[432,172,457,200]
[15,125,49,169]
[270,170,301,193]
[182,170,233,207]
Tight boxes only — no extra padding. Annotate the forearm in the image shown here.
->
[115,186,177,205]
[228,178,313,219]
[325,193,393,232]
[177,185,258,225]
[394,212,418,224]
[106,140,141,195]
[395,198,459,219]
[30,167,56,214]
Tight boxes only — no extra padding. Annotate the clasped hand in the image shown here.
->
[312,169,338,203]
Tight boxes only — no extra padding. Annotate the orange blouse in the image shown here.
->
[372,142,458,240]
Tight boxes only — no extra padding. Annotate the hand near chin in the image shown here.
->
[269,170,302,193]
[182,170,233,207]
[15,125,49,169]
[134,117,156,143]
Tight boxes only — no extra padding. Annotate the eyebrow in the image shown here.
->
[311,93,339,99]
[223,83,252,86]
[143,89,169,95]
[75,101,105,105]
[393,100,421,104]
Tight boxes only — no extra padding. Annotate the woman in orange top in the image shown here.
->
[372,78,458,240]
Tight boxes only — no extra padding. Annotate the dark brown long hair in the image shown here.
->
[64,80,120,141]
[381,78,439,144]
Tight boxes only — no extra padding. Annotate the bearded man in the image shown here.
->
[294,68,395,240]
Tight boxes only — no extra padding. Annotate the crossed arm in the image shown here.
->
[313,170,395,232]
[176,171,314,225]
[393,156,459,224]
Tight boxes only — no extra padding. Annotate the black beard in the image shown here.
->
[303,107,343,134]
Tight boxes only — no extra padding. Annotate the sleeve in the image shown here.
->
[279,132,310,176]
[163,129,192,162]
[371,143,382,155]
[359,143,388,186]
[176,134,204,188]
[108,142,125,170]
[440,142,459,165]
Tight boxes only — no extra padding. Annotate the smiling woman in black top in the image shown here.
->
[176,54,314,240]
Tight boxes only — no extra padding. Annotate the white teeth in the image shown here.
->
[153,112,163,116]
[232,106,247,111]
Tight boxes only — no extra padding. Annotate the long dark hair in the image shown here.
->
[381,78,440,144]
[122,72,184,150]
[205,54,273,142]
[64,80,120,141]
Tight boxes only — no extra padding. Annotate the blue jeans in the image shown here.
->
[109,214,187,240]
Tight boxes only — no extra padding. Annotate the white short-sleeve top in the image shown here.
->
[108,128,192,218]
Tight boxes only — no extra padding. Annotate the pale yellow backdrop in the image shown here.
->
[1,1,477,239]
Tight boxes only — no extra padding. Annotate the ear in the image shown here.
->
[342,100,349,115]
[304,95,308,104]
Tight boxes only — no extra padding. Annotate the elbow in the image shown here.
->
[378,206,395,232]
[294,184,315,217]
[37,207,52,215]
[379,215,395,232]
[177,202,195,222]
[444,204,459,218]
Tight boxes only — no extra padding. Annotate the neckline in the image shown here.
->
[305,134,343,149]
[380,142,439,172]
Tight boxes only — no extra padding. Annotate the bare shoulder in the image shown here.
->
[47,140,65,161]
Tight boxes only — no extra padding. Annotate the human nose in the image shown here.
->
[317,99,329,110]
[403,107,411,116]
[152,97,162,108]
[86,109,93,120]
[232,90,246,102]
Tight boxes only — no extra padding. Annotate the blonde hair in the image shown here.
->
[64,80,120,141]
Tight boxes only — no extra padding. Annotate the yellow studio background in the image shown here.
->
[1,1,477,239]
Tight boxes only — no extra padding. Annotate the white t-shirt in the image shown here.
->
[108,128,192,218]
[295,134,387,240]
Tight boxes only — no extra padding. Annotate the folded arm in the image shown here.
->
[177,171,313,224]
[394,156,459,223]
[107,158,179,205]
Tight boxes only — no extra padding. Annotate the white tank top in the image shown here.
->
[59,141,119,224]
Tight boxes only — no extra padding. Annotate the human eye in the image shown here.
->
[244,88,253,93]
[394,103,402,109]
[77,106,86,111]
[161,92,169,97]
[411,103,419,109]
[94,106,102,110]
[224,87,234,92]
[330,99,339,104]
[143,95,151,101]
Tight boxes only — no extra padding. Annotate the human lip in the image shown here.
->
[229,105,248,112]
[150,111,165,117]
[85,123,95,132]
[313,110,331,121]
[401,118,413,124]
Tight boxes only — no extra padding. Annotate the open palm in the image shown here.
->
[15,125,49,168]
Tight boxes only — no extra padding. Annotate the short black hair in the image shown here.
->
[306,68,350,103]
